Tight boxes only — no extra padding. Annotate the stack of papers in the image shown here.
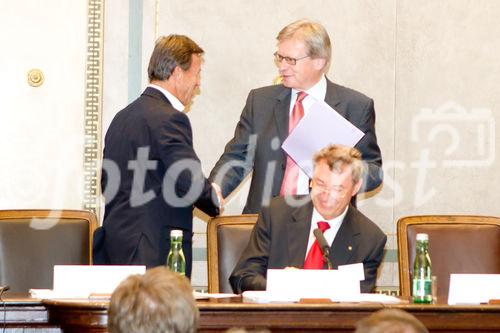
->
[242,290,401,304]
[193,291,238,300]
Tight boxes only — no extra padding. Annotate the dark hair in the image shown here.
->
[108,267,199,333]
[148,34,204,82]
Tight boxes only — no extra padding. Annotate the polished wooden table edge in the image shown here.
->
[4,294,500,312]
[42,298,109,309]
[4,295,500,332]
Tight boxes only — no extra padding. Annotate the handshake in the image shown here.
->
[211,183,225,215]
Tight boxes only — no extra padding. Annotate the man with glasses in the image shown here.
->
[210,19,382,214]
[229,145,386,294]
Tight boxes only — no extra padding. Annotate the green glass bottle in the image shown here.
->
[412,233,432,304]
[166,230,186,276]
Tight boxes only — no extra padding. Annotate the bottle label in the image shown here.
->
[413,278,431,297]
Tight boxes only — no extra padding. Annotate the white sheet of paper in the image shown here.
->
[448,274,500,305]
[338,263,365,281]
[282,101,365,177]
[193,291,238,299]
[266,269,361,301]
[242,291,401,304]
[53,265,146,298]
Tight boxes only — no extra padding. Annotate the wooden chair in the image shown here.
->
[0,210,98,292]
[397,215,500,300]
[206,214,258,293]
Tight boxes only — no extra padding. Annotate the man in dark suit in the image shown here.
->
[210,19,382,214]
[230,145,386,293]
[93,35,222,277]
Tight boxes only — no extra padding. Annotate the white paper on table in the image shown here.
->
[341,293,402,303]
[282,101,365,178]
[266,268,361,302]
[29,289,61,299]
[242,291,401,304]
[338,263,365,281]
[448,274,500,305]
[52,265,146,298]
[193,291,239,300]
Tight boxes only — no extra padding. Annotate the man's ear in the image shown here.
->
[171,66,183,81]
[313,57,327,71]
[352,179,363,197]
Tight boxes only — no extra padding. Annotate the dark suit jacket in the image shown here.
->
[209,78,383,214]
[229,196,387,293]
[93,87,219,274]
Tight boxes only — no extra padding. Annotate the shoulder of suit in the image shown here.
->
[268,195,310,210]
[249,84,288,98]
[114,96,185,129]
[327,80,373,103]
[347,205,385,236]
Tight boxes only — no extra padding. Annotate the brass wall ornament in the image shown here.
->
[27,69,44,87]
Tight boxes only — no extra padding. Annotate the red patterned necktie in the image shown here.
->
[280,91,308,195]
[303,221,331,269]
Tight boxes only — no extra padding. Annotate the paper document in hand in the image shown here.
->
[282,101,365,177]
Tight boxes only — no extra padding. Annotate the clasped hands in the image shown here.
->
[211,183,225,215]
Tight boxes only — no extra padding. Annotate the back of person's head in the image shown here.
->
[148,34,204,82]
[313,144,364,183]
[277,19,331,72]
[108,266,199,333]
[355,309,429,333]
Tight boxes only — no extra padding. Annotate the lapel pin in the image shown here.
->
[348,246,352,251]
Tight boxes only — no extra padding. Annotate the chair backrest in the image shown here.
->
[397,215,500,299]
[0,210,97,292]
[207,214,258,293]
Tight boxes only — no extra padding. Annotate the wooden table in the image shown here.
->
[2,294,500,332]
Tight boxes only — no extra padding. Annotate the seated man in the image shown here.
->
[230,144,386,293]
[108,266,198,333]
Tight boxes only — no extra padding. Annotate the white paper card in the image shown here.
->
[266,269,361,301]
[282,101,365,177]
[448,274,500,305]
[53,265,146,298]
[193,291,238,299]
[338,263,365,281]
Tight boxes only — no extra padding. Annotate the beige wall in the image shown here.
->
[102,0,499,289]
[0,0,88,210]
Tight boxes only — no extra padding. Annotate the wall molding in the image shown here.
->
[83,0,104,217]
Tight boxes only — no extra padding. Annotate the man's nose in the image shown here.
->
[278,60,290,72]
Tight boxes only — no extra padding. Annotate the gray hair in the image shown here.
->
[277,19,331,72]
[108,266,199,333]
[313,144,364,184]
[355,309,429,333]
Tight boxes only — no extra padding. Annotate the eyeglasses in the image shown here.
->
[274,52,310,65]
[311,179,348,199]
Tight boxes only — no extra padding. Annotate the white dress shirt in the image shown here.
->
[305,205,349,258]
[148,84,185,112]
[289,76,327,194]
